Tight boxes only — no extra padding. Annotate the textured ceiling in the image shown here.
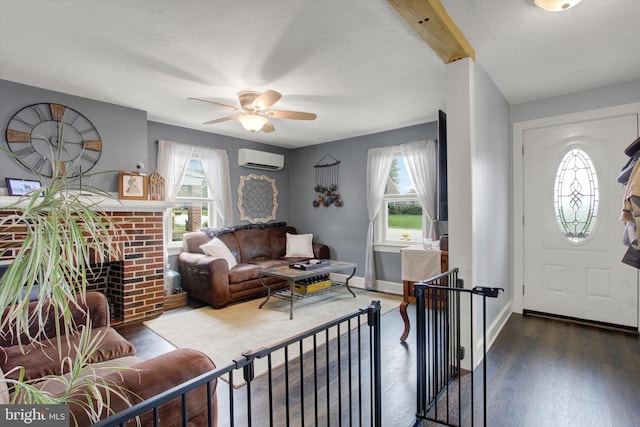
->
[1,0,638,148]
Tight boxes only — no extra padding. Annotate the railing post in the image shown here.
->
[368,300,382,427]
[241,350,255,383]
[414,282,427,419]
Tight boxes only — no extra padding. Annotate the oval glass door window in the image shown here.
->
[554,148,599,243]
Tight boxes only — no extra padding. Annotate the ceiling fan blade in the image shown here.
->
[253,90,282,110]
[262,120,275,133]
[266,110,317,120]
[188,97,241,111]
[202,114,241,125]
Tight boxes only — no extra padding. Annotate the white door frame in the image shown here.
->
[512,102,640,330]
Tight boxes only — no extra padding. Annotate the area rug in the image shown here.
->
[143,288,401,387]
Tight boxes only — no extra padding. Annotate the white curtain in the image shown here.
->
[198,146,233,227]
[365,146,395,288]
[157,140,193,265]
[401,139,438,239]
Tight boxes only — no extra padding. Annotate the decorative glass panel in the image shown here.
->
[554,148,599,242]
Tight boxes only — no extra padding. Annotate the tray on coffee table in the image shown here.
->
[258,260,357,319]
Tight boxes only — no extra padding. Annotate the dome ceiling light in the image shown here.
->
[534,0,582,12]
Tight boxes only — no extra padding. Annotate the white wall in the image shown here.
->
[472,63,513,346]
[446,58,512,369]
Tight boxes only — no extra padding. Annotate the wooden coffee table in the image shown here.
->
[259,260,357,319]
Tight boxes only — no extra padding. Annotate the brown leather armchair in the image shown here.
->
[0,292,218,426]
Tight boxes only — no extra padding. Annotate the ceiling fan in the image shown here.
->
[189,90,317,133]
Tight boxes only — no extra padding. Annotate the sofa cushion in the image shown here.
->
[31,349,217,427]
[228,263,262,284]
[29,356,144,397]
[249,259,290,270]
[0,292,110,348]
[234,229,271,261]
[285,233,314,258]
[264,226,297,259]
[200,238,238,268]
[1,326,136,382]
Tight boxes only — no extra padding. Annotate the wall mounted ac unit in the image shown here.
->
[238,148,284,171]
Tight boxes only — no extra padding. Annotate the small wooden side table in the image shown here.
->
[399,248,448,343]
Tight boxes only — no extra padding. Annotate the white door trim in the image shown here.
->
[512,103,640,328]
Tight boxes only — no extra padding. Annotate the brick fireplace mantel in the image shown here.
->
[0,195,175,324]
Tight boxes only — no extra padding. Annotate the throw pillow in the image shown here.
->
[200,238,238,268]
[285,233,314,258]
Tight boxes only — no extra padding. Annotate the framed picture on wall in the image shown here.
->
[5,177,43,196]
[118,171,147,200]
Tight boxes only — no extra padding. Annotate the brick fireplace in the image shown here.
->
[0,198,171,324]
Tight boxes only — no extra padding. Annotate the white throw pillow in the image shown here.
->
[285,233,314,258]
[200,238,237,268]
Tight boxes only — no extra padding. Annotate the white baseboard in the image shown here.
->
[472,300,513,368]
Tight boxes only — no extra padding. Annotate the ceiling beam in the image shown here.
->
[387,0,475,64]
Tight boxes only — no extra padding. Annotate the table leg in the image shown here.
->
[258,273,271,309]
[344,267,357,298]
[399,301,410,343]
[289,280,294,320]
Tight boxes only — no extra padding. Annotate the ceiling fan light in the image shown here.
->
[533,0,581,12]
[238,114,268,132]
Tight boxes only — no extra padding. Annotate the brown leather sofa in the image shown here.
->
[0,292,218,426]
[178,222,330,308]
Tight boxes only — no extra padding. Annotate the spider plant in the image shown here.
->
[0,121,134,424]
[2,322,139,425]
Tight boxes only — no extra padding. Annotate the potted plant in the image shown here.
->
[0,123,134,424]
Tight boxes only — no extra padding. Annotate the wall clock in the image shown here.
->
[5,103,102,177]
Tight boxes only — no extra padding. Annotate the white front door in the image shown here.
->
[523,114,639,328]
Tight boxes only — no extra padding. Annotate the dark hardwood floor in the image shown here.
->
[115,300,640,426]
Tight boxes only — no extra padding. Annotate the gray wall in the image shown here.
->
[511,78,640,123]
[0,79,147,191]
[288,123,438,283]
[0,79,293,227]
[2,79,439,285]
[473,63,512,328]
[147,121,291,226]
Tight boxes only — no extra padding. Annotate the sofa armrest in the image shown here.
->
[313,243,330,259]
[178,252,231,308]
[67,348,218,427]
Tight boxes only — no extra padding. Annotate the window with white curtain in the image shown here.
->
[158,140,232,255]
[375,152,425,245]
[171,152,218,244]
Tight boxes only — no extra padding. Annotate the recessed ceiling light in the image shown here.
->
[534,0,582,12]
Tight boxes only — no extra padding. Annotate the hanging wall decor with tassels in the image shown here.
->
[313,154,343,207]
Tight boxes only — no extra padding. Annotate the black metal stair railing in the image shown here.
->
[94,300,383,427]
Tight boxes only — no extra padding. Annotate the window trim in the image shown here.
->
[374,153,426,252]
[167,199,217,250]
[165,152,218,248]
